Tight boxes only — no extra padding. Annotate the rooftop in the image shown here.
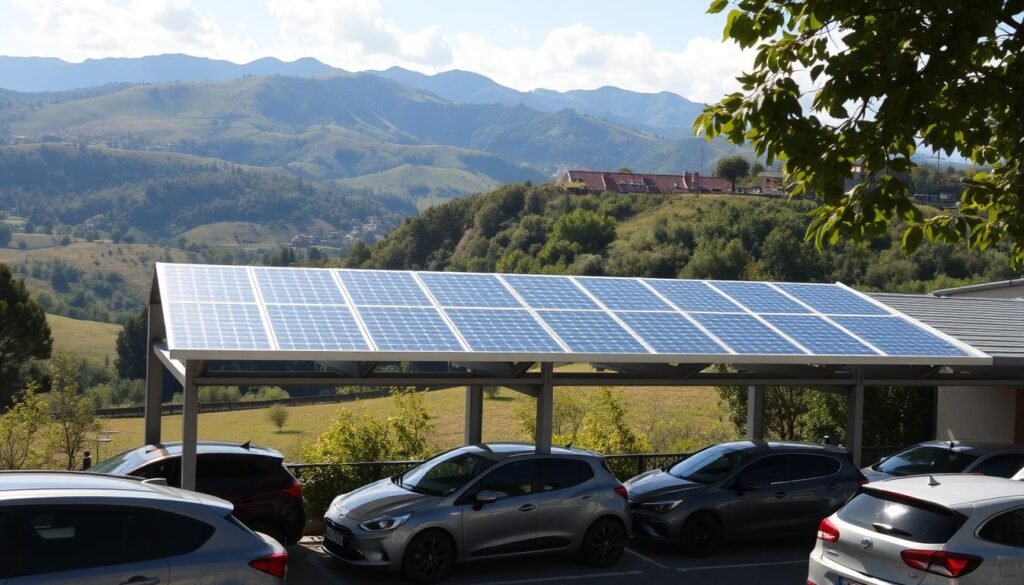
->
[932,278,1024,298]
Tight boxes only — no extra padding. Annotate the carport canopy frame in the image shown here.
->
[143,264,1010,490]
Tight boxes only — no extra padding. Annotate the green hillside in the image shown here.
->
[337,164,500,209]
[48,313,120,366]
[340,183,1015,293]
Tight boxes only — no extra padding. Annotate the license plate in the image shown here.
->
[837,578,867,585]
[325,526,348,547]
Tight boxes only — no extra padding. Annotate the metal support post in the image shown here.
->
[846,367,865,467]
[144,303,165,445]
[746,385,765,440]
[536,363,554,454]
[465,385,483,444]
[180,360,203,491]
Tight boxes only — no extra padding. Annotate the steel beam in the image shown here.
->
[180,360,204,491]
[846,367,865,467]
[465,385,483,444]
[144,304,167,445]
[535,363,554,454]
[747,385,766,440]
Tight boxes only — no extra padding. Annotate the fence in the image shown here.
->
[95,388,394,418]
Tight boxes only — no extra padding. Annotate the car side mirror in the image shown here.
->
[476,490,499,504]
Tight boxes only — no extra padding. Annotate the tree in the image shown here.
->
[266,404,290,432]
[0,263,53,404]
[0,223,11,247]
[115,306,147,380]
[714,156,751,191]
[0,381,53,470]
[697,0,1024,266]
[550,209,617,255]
[47,352,99,470]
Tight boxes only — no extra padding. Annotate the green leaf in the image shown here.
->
[901,226,923,253]
[708,0,728,14]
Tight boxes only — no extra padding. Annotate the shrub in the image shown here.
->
[266,404,289,432]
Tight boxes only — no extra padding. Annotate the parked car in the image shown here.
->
[863,440,1024,482]
[808,474,1024,585]
[90,440,305,546]
[625,440,864,556]
[322,442,630,583]
[0,471,286,584]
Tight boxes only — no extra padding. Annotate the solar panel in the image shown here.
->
[762,315,877,355]
[357,307,465,352]
[503,275,599,310]
[160,265,255,303]
[537,310,648,353]
[576,277,672,311]
[643,279,740,312]
[616,312,727,354]
[166,302,270,350]
[777,283,890,315]
[831,316,969,357]
[445,309,562,352]
[339,270,431,307]
[253,267,345,305]
[691,313,806,355]
[711,281,810,314]
[265,305,369,351]
[418,273,522,308]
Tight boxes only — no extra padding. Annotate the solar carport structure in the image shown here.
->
[145,263,996,490]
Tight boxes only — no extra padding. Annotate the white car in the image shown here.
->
[0,471,287,584]
[809,474,1024,585]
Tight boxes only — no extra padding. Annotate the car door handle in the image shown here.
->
[519,504,537,512]
[773,491,787,499]
[120,577,160,585]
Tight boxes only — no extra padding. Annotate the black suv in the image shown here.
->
[91,441,305,546]
[625,441,865,555]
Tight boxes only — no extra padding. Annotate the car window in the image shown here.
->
[788,454,842,481]
[838,490,965,544]
[979,508,1024,547]
[538,459,594,491]
[137,459,177,481]
[668,445,753,485]
[738,455,788,487]
[973,454,1024,478]
[9,505,212,577]
[0,510,9,579]
[875,446,977,476]
[402,452,496,497]
[89,449,146,475]
[474,461,535,500]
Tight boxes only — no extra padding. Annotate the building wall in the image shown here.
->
[935,386,1019,442]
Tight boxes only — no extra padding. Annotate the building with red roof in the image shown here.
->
[560,169,732,194]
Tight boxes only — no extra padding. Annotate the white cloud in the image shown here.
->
[7,0,258,62]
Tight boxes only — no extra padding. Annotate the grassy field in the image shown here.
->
[98,385,736,463]
[48,313,120,365]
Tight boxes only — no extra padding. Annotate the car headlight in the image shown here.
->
[641,499,683,513]
[359,512,412,532]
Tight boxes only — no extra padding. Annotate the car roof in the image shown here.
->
[901,440,1024,455]
[0,471,190,501]
[465,442,599,459]
[133,440,283,460]
[868,474,1024,508]
[715,440,850,455]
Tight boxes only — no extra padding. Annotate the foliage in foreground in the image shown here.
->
[698,0,1024,266]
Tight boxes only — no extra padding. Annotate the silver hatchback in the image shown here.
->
[322,443,630,582]
[0,471,286,584]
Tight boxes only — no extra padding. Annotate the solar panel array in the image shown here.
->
[156,264,987,363]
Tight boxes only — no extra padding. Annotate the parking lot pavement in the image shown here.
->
[288,537,813,585]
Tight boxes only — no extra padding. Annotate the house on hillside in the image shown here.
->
[758,169,785,192]
[559,169,732,194]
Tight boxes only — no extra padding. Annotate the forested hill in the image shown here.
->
[336,183,1015,293]
[0,144,413,241]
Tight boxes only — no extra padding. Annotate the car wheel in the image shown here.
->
[581,517,626,567]
[680,511,721,557]
[402,530,455,583]
[251,520,289,547]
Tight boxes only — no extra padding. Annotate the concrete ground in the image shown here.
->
[287,537,813,585]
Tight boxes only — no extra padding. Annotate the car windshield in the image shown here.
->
[668,445,752,485]
[89,449,145,475]
[874,445,978,476]
[397,448,497,497]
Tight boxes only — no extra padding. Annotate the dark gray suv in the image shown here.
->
[625,441,864,555]
[322,443,630,583]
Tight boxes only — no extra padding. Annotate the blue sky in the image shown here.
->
[0,0,750,102]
